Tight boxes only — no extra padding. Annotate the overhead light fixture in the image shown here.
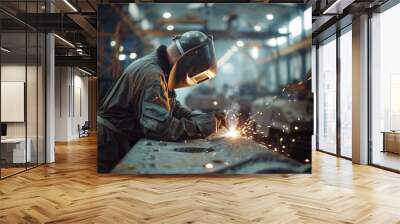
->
[110,40,116,47]
[254,25,262,32]
[166,25,174,31]
[119,45,124,52]
[78,67,93,76]
[54,34,75,48]
[266,14,274,20]
[278,26,289,34]
[129,52,137,59]
[63,0,78,12]
[118,54,126,61]
[163,12,172,19]
[250,47,259,59]
[265,38,277,47]
[1,47,11,53]
[236,40,244,47]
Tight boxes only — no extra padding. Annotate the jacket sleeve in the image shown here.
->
[173,100,193,119]
[139,75,217,141]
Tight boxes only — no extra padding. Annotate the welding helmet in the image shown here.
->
[168,31,217,89]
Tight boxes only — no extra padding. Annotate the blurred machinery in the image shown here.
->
[185,83,220,111]
[251,77,313,163]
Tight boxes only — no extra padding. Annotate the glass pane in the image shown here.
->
[38,32,45,165]
[317,38,337,154]
[27,30,38,169]
[371,4,400,171]
[1,31,28,177]
[340,30,352,158]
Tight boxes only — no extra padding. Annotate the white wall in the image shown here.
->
[1,64,46,164]
[55,67,89,141]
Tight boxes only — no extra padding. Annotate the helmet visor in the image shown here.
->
[168,37,217,89]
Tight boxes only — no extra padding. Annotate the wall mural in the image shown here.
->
[97,3,312,174]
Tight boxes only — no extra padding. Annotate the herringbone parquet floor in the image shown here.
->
[1,135,400,224]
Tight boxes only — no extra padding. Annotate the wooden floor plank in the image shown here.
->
[0,135,399,223]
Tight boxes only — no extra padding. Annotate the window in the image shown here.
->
[370,3,400,171]
[0,1,47,179]
[339,29,352,158]
[317,37,337,154]
[289,16,302,37]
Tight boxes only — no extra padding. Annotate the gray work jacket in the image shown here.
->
[98,46,218,141]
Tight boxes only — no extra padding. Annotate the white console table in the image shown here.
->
[1,138,32,163]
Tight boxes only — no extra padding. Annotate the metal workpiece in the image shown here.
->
[112,132,310,175]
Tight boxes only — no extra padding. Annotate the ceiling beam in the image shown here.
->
[141,29,287,40]
[258,37,311,63]
[67,13,97,38]
[55,55,96,71]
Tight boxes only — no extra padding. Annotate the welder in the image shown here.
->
[98,31,227,172]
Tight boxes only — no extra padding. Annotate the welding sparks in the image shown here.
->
[225,127,241,138]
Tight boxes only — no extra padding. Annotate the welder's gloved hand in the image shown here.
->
[214,112,228,129]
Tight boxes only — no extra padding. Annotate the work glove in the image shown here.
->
[214,111,228,129]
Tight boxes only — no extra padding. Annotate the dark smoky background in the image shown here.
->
[98,3,312,164]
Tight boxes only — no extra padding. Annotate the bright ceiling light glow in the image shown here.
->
[250,47,259,59]
[236,40,244,47]
[63,0,78,12]
[265,38,277,47]
[289,16,302,37]
[166,25,174,31]
[277,36,287,45]
[129,52,137,59]
[278,26,289,34]
[1,47,11,53]
[118,54,126,61]
[304,7,312,30]
[266,14,274,20]
[78,67,93,76]
[54,34,75,48]
[254,25,262,32]
[163,12,172,19]
[119,45,124,52]
[110,40,116,47]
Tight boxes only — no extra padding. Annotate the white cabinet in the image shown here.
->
[1,138,32,163]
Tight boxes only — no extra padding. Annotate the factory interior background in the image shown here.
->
[97,4,312,174]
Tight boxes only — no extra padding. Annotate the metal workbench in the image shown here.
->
[112,133,311,175]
